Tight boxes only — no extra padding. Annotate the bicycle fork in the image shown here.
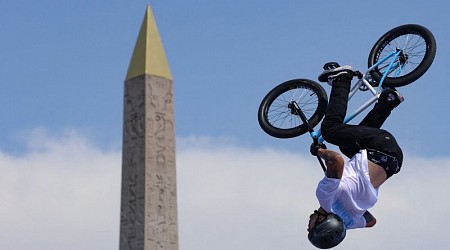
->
[288,101,327,172]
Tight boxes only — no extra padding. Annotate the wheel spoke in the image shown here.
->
[267,85,320,130]
[375,32,428,78]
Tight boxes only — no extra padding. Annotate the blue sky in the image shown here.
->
[1,0,449,157]
[1,1,449,250]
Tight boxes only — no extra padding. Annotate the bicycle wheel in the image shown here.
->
[258,79,328,138]
[368,24,436,87]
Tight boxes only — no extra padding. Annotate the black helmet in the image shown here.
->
[308,212,346,249]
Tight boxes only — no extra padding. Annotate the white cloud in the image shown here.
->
[1,132,449,250]
[0,129,121,250]
[177,137,450,250]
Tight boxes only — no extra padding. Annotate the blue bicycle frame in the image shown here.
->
[310,50,404,143]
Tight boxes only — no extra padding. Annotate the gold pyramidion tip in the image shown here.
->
[126,5,172,80]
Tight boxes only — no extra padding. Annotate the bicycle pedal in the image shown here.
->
[323,62,340,70]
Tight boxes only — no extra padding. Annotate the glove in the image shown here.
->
[310,142,327,156]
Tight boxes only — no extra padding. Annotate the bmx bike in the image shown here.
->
[258,24,436,146]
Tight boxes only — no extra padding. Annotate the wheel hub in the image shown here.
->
[288,102,299,115]
[398,50,409,65]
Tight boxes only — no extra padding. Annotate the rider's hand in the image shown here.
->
[310,142,327,156]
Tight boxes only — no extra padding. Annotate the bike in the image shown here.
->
[258,24,436,148]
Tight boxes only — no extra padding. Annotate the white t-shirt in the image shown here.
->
[316,150,378,229]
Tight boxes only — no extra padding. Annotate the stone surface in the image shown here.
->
[119,75,178,250]
[119,5,178,250]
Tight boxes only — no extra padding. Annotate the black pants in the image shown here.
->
[321,80,403,178]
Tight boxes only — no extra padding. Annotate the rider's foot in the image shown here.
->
[379,88,404,108]
[318,64,354,85]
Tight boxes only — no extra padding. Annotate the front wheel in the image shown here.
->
[258,79,328,139]
[368,24,436,88]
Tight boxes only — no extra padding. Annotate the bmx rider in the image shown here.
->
[307,63,404,249]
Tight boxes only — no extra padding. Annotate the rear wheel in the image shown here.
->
[368,24,436,87]
[258,79,328,138]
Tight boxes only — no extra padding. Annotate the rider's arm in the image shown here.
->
[363,210,377,227]
[317,148,344,179]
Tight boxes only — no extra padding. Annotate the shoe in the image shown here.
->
[318,64,354,85]
[379,88,404,107]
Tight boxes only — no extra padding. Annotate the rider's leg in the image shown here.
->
[319,65,403,177]
[359,89,404,128]
[321,80,404,174]
[320,71,373,154]
[324,95,404,175]
[318,65,354,127]
[320,69,400,159]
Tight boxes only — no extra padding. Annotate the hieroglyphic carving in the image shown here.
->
[145,75,178,250]
[120,76,146,250]
[120,75,178,250]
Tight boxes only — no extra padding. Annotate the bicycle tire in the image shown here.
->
[368,24,436,87]
[258,79,328,138]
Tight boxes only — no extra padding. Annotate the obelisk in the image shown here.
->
[119,5,178,250]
